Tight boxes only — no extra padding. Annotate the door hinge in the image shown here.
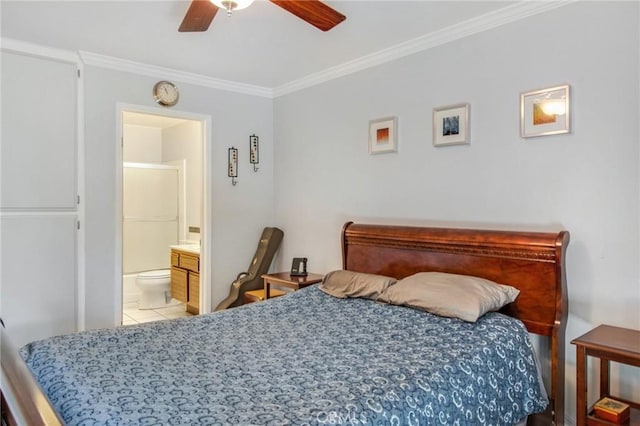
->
[77,220,81,230]
[77,69,81,78]
[77,195,81,205]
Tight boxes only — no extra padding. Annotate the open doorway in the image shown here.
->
[115,104,212,325]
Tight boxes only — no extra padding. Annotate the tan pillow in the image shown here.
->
[378,272,520,322]
[319,270,397,300]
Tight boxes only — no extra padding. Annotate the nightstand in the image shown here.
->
[571,324,640,425]
[262,272,324,299]
[243,288,285,304]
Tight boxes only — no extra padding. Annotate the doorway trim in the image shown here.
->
[115,102,213,324]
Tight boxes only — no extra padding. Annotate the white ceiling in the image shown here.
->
[1,1,515,89]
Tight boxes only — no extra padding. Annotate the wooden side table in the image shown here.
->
[243,288,286,304]
[262,272,324,299]
[571,324,640,425]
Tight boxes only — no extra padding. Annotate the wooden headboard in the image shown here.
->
[341,222,569,426]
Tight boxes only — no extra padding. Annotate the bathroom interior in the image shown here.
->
[121,111,203,325]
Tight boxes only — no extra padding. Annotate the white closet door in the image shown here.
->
[1,215,77,348]
[1,51,77,210]
[0,50,78,348]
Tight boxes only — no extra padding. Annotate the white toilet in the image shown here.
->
[136,269,171,309]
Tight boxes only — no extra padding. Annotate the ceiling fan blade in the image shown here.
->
[179,0,219,32]
[270,0,346,32]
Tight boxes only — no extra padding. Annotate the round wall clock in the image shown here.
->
[153,81,179,107]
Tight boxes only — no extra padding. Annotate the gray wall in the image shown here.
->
[84,66,275,328]
[3,2,638,423]
[273,2,640,422]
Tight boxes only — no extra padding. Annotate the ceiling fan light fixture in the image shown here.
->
[211,0,254,15]
[181,0,346,32]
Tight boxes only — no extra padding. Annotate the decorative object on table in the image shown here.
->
[152,80,179,107]
[432,103,470,146]
[520,84,570,138]
[368,116,397,154]
[593,397,630,424]
[249,134,259,172]
[290,257,308,277]
[228,147,238,186]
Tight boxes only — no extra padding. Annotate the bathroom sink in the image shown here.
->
[170,244,200,254]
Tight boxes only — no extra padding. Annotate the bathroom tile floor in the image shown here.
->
[122,300,193,325]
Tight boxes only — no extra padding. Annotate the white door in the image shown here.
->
[0,50,79,348]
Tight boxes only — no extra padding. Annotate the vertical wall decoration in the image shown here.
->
[368,117,398,154]
[228,147,238,186]
[249,134,259,172]
[432,103,470,146]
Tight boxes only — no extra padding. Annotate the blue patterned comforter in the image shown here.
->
[22,286,547,425]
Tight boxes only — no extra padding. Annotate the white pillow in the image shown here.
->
[378,272,520,322]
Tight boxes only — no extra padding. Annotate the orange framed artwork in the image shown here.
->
[369,116,397,154]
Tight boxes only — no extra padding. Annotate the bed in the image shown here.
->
[3,222,569,425]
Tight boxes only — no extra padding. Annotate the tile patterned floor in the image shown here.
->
[122,300,193,325]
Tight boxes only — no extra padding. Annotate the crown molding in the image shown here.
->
[79,51,273,98]
[272,0,576,97]
[0,37,272,98]
[0,38,80,63]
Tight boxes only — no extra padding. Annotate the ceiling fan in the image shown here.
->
[179,0,346,32]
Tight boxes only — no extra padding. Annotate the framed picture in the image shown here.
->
[433,103,470,146]
[520,84,570,138]
[369,116,397,154]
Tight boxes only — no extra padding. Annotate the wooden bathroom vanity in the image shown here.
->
[170,246,200,314]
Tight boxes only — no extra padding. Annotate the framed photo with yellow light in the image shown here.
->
[520,85,570,138]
